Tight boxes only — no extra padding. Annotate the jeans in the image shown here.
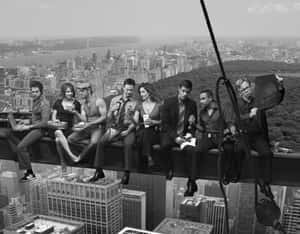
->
[0,128,44,170]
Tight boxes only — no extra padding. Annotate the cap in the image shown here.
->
[76,82,91,89]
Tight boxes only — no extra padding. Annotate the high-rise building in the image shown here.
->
[234,183,267,234]
[0,66,5,96]
[180,196,209,223]
[153,217,213,234]
[6,197,24,227]
[0,194,9,231]
[122,189,146,229]
[27,177,48,215]
[204,181,224,198]
[283,189,300,234]
[47,175,122,234]
[179,195,227,234]
[211,201,226,234]
[120,173,166,230]
[3,215,85,234]
[0,171,20,198]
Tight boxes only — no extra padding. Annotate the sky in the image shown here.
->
[0,0,300,39]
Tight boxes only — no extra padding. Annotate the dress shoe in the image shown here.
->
[222,175,230,185]
[88,169,105,183]
[257,180,274,200]
[166,170,173,180]
[121,171,130,185]
[184,180,198,197]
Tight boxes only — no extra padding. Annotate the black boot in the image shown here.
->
[121,171,130,185]
[88,168,105,182]
[184,179,198,197]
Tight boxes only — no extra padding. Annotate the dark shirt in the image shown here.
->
[31,96,51,128]
[199,101,222,133]
[53,99,81,129]
[161,96,197,139]
[109,95,137,130]
[238,97,268,138]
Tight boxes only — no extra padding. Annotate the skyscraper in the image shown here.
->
[0,171,20,198]
[6,197,24,227]
[122,189,146,229]
[0,194,9,231]
[179,195,227,234]
[283,189,300,234]
[47,175,122,234]
[121,173,166,230]
[27,177,48,215]
[0,66,5,96]
[211,201,226,234]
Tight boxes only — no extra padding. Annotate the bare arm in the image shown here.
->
[86,98,107,126]
[52,109,58,121]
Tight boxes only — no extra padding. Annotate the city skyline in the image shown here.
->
[1,0,300,39]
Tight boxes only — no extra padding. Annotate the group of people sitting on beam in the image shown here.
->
[0,74,284,197]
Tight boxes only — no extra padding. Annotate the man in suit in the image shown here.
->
[161,80,197,180]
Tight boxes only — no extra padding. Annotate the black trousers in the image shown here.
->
[137,126,160,160]
[183,135,219,180]
[237,134,273,183]
[0,128,44,170]
[160,132,177,172]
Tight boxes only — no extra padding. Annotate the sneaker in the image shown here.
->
[20,172,36,182]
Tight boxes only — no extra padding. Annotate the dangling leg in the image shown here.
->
[55,130,78,162]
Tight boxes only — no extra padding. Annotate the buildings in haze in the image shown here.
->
[122,189,146,230]
[0,171,20,198]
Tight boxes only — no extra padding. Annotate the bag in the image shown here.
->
[254,74,284,110]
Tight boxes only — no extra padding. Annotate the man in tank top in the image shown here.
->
[67,82,107,169]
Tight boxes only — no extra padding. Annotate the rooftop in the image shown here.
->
[4,215,84,234]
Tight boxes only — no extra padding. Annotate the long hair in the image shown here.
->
[138,82,161,103]
[60,82,76,98]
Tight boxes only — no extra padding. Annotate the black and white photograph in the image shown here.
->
[0,0,300,233]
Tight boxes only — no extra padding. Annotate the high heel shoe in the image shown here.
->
[88,169,105,182]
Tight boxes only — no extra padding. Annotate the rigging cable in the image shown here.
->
[198,1,286,233]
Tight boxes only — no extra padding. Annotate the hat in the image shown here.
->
[76,82,91,89]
